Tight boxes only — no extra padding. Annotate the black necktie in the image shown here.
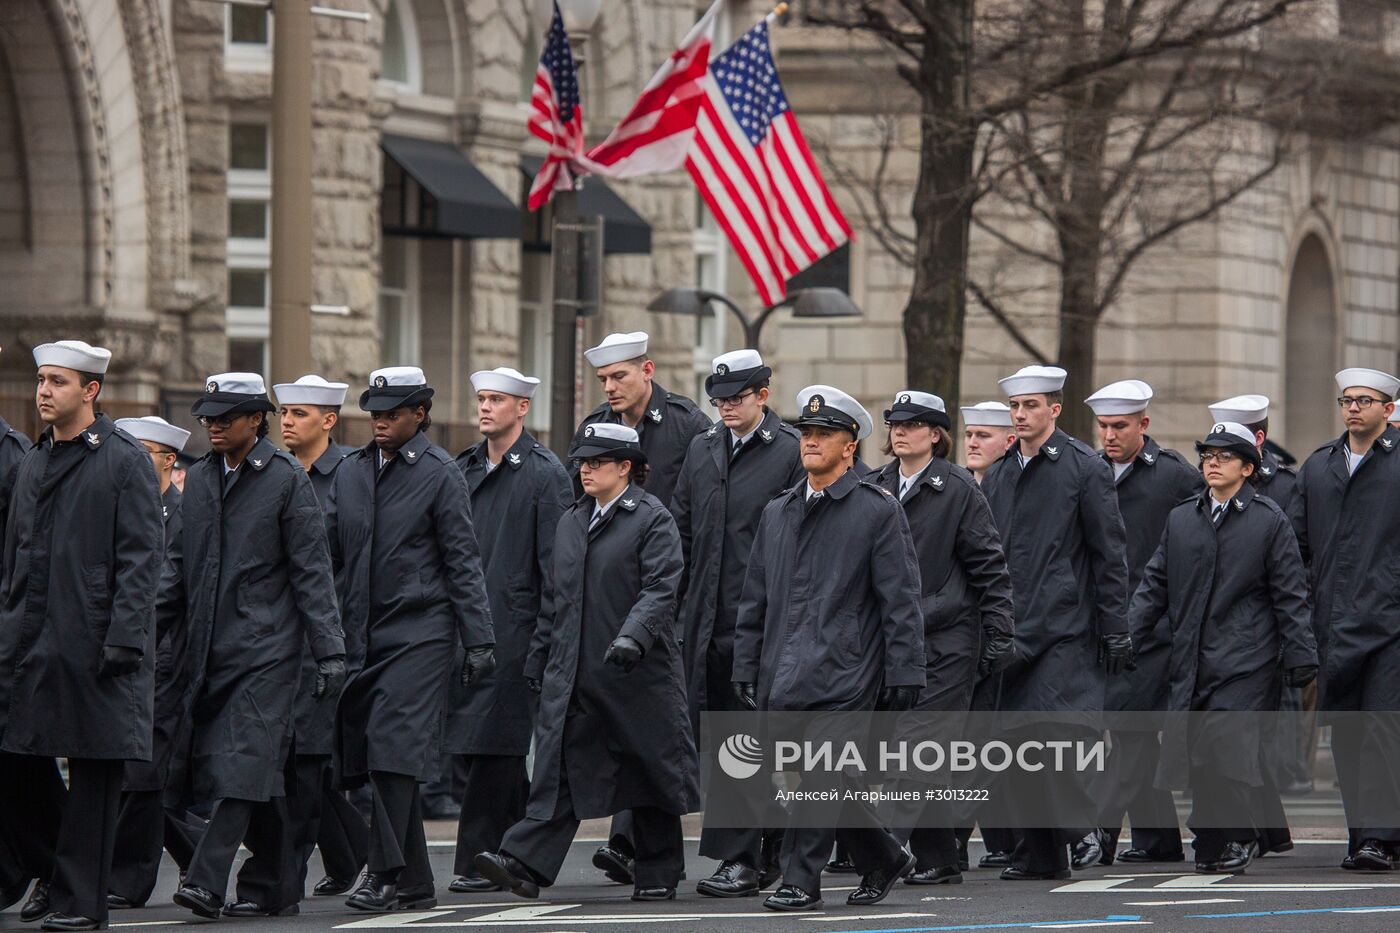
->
[589,510,603,532]
[1212,502,1226,526]
[805,492,823,515]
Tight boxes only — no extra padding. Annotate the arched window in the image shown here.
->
[380,0,422,92]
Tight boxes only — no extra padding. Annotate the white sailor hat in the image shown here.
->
[191,372,276,417]
[115,416,191,452]
[998,364,1067,397]
[1085,379,1153,416]
[33,339,112,375]
[794,384,873,440]
[884,390,950,430]
[470,367,540,399]
[584,332,649,368]
[568,422,647,465]
[1208,394,1269,425]
[961,401,1013,427]
[273,374,349,408]
[706,349,771,399]
[360,366,434,412]
[1196,421,1262,468]
[1335,367,1400,399]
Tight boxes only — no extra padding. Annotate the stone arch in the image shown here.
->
[1282,222,1343,451]
[374,0,459,99]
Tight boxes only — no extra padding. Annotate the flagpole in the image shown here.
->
[766,2,788,22]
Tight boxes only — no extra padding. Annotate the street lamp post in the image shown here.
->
[646,287,863,350]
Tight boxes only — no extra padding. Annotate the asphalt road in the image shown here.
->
[7,835,1400,933]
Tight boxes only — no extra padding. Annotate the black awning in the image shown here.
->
[520,156,652,255]
[380,134,518,239]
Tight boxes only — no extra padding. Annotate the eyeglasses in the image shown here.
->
[571,457,621,470]
[709,390,757,409]
[197,414,247,428]
[1337,395,1385,410]
[1199,450,1240,465]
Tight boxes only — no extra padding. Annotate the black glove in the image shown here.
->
[878,684,921,711]
[1098,632,1134,676]
[97,645,142,679]
[461,646,496,688]
[603,635,644,673]
[313,655,346,700]
[977,629,1016,677]
[526,676,542,695]
[1286,664,1318,688]
[733,681,758,711]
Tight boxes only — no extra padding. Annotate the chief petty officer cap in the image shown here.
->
[1086,379,1153,416]
[273,374,349,408]
[33,339,112,374]
[584,331,649,368]
[998,364,1067,398]
[1335,367,1400,399]
[1208,394,1269,425]
[360,366,434,412]
[115,415,191,452]
[1196,421,1262,468]
[470,366,540,399]
[191,372,277,417]
[568,422,648,466]
[794,384,873,440]
[961,400,1013,427]
[706,348,771,399]
[884,390,950,430]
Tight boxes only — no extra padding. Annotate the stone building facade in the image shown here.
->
[0,0,1397,458]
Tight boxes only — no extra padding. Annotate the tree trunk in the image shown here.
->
[1057,270,1101,443]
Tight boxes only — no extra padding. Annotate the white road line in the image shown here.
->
[110,923,190,928]
[1051,878,1139,892]
[462,905,581,922]
[1154,875,1230,888]
[1121,899,1245,906]
[1031,923,1152,929]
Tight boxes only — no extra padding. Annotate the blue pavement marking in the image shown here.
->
[822,916,1145,933]
[1186,905,1400,919]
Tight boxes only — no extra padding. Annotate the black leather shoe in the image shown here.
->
[957,836,970,872]
[763,884,822,911]
[1215,842,1253,874]
[979,850,1012,868]
[172,884,222,919]
[591,846,634,885]
[758,833,783,889]
[1071,831,1105,870]
[473,852,540,900]
[1194,859,1221,874]
[904,865,963,885]
[823,854,857,874]
[345,874,399,912]
[20,881,51,923]
[39,914,100,932]
[1342,852,1358,870]
[313,875,358,896]
[631,886,675,901]
[396,887,438,910]
[1353,841,1395,871]
[847,851,916,906]
[1119,848,1184,863]
[1000,866,1072,880]
[1262,840,1294,855]
[448,875,501,893]
[222,900,299,917]
[105,894,139,910]
[696,861,760,898]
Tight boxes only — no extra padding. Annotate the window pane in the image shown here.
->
[228,338,266,374]
[379,294,403,365]
[381,2,408,84]
[230,6,269,45]
[229,123,268,171]
[228,268,267,308]
[381,236,406,288]
[229,200,267,239]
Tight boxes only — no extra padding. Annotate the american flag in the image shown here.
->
[685,21,852,307]
[526,2,583,211]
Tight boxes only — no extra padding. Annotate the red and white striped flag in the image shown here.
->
[576,0,723,178]
[526,2,584,210]
[685,19,852,306]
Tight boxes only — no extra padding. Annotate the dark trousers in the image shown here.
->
[1098,730,1183,857]
[184,797,297,910]
[452,755,529,878]
[367,772,433,896]
[895,826,959,872]
[109,791,197,905]
[957,824,1019,853]
[288,755,368,889]
[48,759,123,923]
[778,771,906,894]
[1332,715,1400,851]
[1187,762,1256,862]
[502,760,684,889]
[1252,772,1292,852]
[1005,726,1097,874]
[0,754,64,888]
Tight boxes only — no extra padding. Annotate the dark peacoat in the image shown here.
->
[672,410,803,721]
[522,482,699,819]
[981,429,1130,715]
[171,436,344,801]
[1130,484,1315,788]
[1255,448,1298,515]
[0,416,31,588]
[732,468,926,711]
[0,415,164,760]
[1288,425,1400,711]
[443,429,571,757]
[571,382,711,507]
[327,431,494,784]
[872,457,1015,712]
